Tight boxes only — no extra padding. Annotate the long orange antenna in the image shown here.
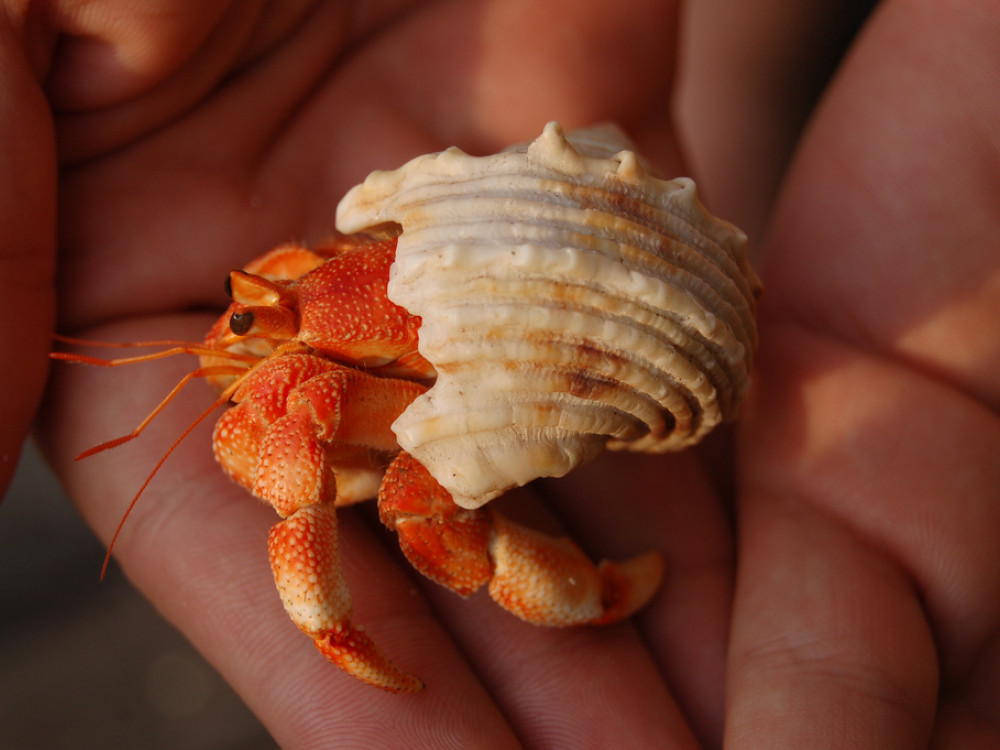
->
[50,336,259,368]
[51,334,258,579]
[100,386,240,579]
[75,365,246,459]
[51,335,258,456]
[54,333,213,348]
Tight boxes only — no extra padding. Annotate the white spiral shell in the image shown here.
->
[336,122,760,509]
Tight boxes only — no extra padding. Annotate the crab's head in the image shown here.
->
[200,235,431,393]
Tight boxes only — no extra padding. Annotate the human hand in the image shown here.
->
[720,1,1000,747]
[15,1,999,748]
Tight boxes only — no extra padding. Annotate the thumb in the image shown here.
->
[0,10,56,494]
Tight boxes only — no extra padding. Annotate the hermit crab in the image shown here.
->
[57,122,760,692]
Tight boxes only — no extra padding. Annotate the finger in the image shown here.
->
[762,0,1000,409]
[0,14,56,494]
[728,484,938,748]
[41,316,522,748]
[419,581,700,749]
[733,326,1000,748]
[54,2,368,329]
[50,0,337,163]
[545,449,734,748]
[331,0,681,152]
[415,469,707,750]
[55,0,683,330]
[675,0,875,247]
[729,330,941,748]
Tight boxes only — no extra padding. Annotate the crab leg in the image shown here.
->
[379,453,664,627]
[220,355,427,691]
[269,504,422,693]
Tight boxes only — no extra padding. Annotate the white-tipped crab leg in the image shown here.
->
[269,504,423,693]
[219,355,427,692]
[487,511,664,626]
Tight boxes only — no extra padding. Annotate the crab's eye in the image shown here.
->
[229,311,254,336]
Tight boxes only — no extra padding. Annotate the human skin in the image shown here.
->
[2,1,998,748]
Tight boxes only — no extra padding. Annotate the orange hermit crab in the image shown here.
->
[56,123,760,692]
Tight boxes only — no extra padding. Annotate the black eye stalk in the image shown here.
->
[223,270,297,340]
[229,311,255,336]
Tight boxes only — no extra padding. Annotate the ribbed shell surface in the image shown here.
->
[336,122,760,509]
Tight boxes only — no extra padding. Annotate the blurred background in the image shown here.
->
[0,442,277,750]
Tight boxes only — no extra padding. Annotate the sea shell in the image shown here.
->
[336,122,760,510]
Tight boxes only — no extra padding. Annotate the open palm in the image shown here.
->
[5,1,997,748]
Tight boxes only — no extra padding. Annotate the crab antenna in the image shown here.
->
[100,380,243,580]
[76,364,246,459]
[54,333,212,349]
[54,334,301,578]
[50,343,258,368]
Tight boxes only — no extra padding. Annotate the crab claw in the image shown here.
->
[269,504,423,693]
[487,513,664,626]
[379,452,663,627]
